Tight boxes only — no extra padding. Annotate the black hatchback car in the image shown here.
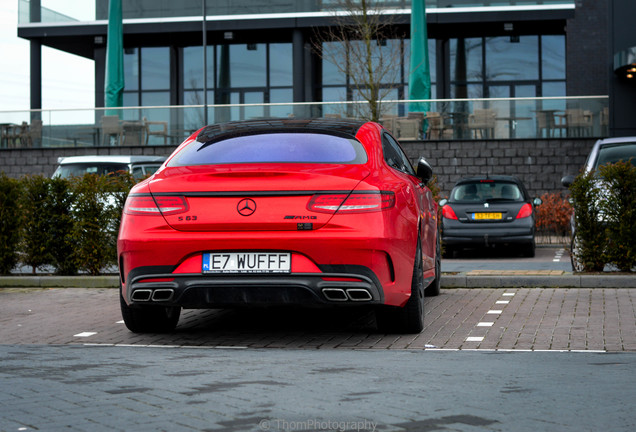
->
[440,175,542,257]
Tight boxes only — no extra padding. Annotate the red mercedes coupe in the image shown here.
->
[117,118,440,334]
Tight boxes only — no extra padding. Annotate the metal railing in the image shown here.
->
[18,0,575,25]
[0,96,608,149]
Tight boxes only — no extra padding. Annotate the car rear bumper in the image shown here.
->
[123,265,385,308]
[442,224,535,247]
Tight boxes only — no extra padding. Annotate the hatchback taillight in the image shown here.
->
[442,205,458,220]
[124,195,188,216]
[516,203,533,219]
[307,192,395,214]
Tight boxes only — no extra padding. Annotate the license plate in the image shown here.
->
[473,212,502,220]
[202,252,291,274]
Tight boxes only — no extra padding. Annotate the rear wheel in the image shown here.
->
[522,239,536,258]
[425,232,441,297]
[376,238,425,334]
[120,287,181,333]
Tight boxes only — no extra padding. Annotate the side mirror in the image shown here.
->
[561,174,575,188]
[533,197,543,206]
[416,157,433,184]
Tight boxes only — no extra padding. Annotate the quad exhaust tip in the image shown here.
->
[322,288,372,302]
[131,288,174,302]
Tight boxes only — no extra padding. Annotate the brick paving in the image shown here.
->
[1,287,635,351]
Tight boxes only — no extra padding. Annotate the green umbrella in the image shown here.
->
[105,0,124,116]
[408,0,431,114]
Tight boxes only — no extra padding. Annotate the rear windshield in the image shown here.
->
[450,181,524,203]
[168,132,368,166]
[595,143,636,169]
[53,163,129,178]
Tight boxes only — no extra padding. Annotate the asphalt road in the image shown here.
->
[1,345,635,432]
[442,245,572,273]
[2,244,636,432]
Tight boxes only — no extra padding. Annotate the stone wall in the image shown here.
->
[0,138,597,197]
[399,138,595,196]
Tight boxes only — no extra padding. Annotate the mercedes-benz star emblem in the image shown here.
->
[237,198,257,216]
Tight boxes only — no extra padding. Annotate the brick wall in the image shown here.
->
[0,146,173,178]
[0,138,596,197]
[400,138,595,196]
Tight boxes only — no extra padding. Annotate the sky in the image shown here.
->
[0,0,94,114]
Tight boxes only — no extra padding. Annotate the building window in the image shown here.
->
[449,34,566,98]
[321,38,436,117]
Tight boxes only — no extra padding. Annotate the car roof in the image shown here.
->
[196,118,368,143]
[57,155,166,165]
[594,136,636,146]
[453,175,524,185]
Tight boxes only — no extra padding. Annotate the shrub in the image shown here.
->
[569,170,608,272]
[0,173,22,274]
[69,174,119,276]
[569,161,636,272]
[20,175,54,273]
[597,161,636,272]
[47,177,78,275]
[535,192,573,240]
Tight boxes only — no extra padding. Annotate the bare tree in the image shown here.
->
[314,0,405,122]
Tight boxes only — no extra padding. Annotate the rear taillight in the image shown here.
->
[124,195,188,216]
[516,203,533,219]
[442,205,458,220]
[307,192,395,214]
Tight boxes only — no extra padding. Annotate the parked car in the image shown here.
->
[440,175,542,257]
[117,118,440,334]
[561,136,636,271]
[52,155,166,180]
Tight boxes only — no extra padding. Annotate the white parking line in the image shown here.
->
[477,322,494,327]
[496,300,510,304]
[553,248,565,262]
[466,337,484,342]
[487,310,503,314]
[74,332,97,338]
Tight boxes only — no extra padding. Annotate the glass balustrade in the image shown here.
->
[0,97,608,149]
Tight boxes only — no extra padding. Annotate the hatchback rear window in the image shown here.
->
[450,181,523,203]
[169,132,368,166]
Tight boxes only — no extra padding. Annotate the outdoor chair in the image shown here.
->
[143,117,168,145]
[468,109,496,139]
[101,115,122,146]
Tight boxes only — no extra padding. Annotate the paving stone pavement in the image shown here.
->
[1,287,635,351]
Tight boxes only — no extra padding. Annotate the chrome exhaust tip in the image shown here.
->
[151,289,174,302]
[131,289,152,302]
[322,288,348,302]
[346,289,373,301]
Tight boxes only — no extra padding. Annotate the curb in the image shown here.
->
[1,274,635,289]
[0,276,119,289]
[441,274,636,289]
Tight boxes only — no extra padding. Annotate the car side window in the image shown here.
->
[382,133,416,176]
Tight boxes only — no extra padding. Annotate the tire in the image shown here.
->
[376,238,425,334]
[425,232,441,297]
[523,239,536,258]
[120,288,181,333]
[570,234,584,272]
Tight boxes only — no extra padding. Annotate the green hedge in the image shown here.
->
[0,172,136,276]
[569,161,636,272]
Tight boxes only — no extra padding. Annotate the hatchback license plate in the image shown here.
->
[202,252,291,274]
[473,212,502,220]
